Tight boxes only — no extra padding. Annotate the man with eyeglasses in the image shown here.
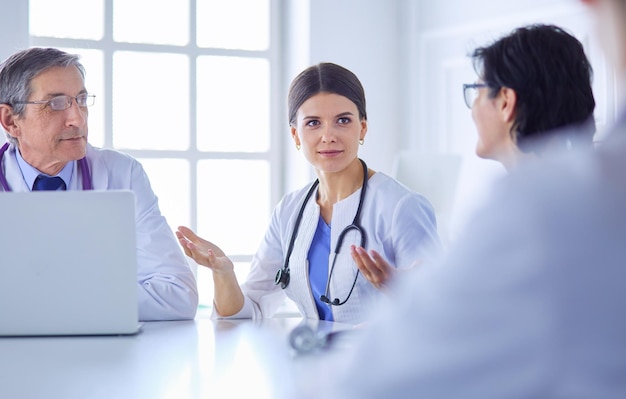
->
[0,47,198,321]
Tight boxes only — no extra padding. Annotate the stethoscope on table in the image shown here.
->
[289,322,354,354]
[0,142,93,191]
[275,158,368,306]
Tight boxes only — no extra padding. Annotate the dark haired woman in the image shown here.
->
[463,24,596,171]
[177,62,440,324]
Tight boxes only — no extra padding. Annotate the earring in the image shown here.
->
[296,144,301,151]
[359,139,364,145]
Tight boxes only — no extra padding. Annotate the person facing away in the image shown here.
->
[464,23,596,171]
[0,47,198,321]
[177,62,441,324]
[293,1,626,398]
[351,24,597,276]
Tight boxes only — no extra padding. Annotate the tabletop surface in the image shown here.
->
[0,315,355,399]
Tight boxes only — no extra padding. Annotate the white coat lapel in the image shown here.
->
[285,187,321,319]
[328,188,365,322]
[85,145,109,190]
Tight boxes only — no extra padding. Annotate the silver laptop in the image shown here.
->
[0,190,140,336]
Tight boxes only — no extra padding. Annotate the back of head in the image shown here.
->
[471,24,596,153]
[287,62,367,126]
[0,47,85,118]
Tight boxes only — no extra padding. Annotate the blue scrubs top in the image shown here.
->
[308,216,333,321]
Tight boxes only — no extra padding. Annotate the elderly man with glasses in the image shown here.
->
[0,47,198,321]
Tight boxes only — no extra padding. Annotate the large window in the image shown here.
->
[29,0,282,307]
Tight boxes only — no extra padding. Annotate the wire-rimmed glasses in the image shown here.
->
[462,83,488,109]
[14,93,96,111]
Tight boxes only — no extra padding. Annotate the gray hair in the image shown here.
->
[0,47,85,144]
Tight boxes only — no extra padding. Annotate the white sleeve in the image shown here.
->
[389,192,442,269]
[130,160,199,321]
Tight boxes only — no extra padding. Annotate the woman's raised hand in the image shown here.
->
[350,245,395,290]
[176,226,234,274]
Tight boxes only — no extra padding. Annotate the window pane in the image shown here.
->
[59,48,105,148]
[197,0,269,50]
[197,57,270,152]
[29,0,104,40]
[197,160,270,255]
[113,0,189,45]
[137,158,191,231]
[113,52,190,150]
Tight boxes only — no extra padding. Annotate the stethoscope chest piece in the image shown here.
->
[274,267,290,289]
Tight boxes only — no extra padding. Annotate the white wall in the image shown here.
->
[282,0,406,192]
[309,0,402,175]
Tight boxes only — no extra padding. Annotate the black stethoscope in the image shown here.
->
[274,158,368,306]
[0,142,93,191]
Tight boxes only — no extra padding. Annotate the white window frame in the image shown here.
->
[29,0,285,305]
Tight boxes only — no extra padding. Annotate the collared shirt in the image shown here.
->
[15,148,74,190]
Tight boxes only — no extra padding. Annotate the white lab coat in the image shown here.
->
[1,143,198,321]
[298,118,626,398]
[226,172,441,325]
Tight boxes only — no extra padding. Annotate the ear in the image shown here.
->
[0,104,20,140]
[359,118,368,142]
[290,125,301,147]
[498,87,517,124]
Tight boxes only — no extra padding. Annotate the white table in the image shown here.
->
[0,316,353,399]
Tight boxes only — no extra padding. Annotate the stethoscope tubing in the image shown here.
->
[276,158,369,306]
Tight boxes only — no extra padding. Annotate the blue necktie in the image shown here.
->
[33,175,66,191]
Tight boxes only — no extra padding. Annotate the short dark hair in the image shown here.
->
[287,62,367,126]
[471,24,596,153]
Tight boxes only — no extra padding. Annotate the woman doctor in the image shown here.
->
[177,62,440,324]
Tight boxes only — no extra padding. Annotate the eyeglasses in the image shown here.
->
[462,83,488,109]
[14,93,96,111]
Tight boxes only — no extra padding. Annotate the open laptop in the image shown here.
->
[0,190,141,336]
